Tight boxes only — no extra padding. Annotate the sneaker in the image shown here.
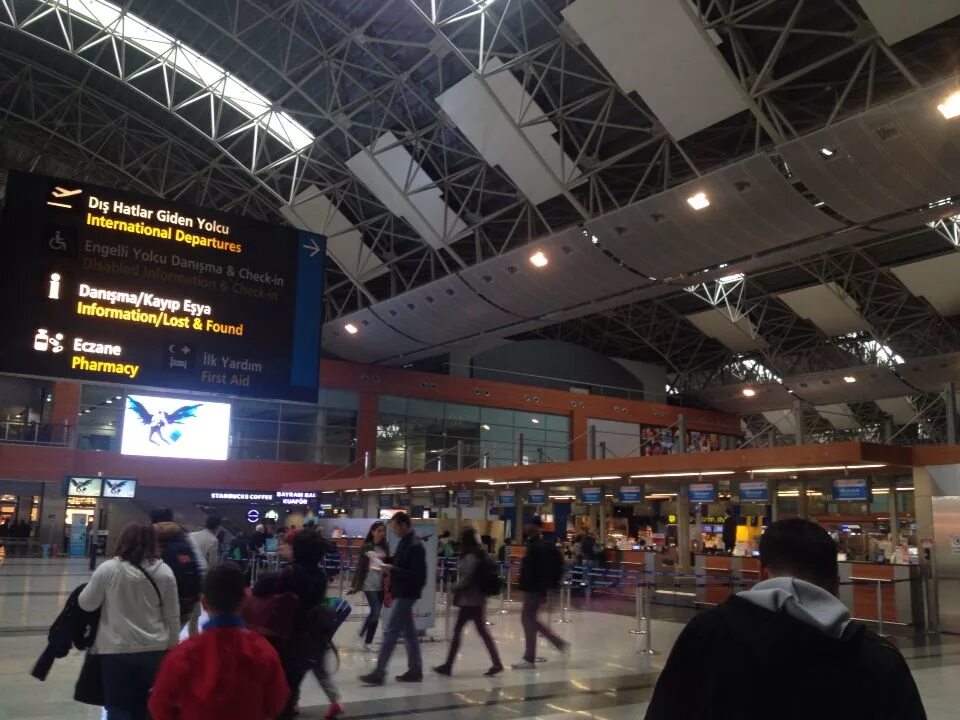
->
[359,671,385,686]
[396,671,423,682]
[433,664,452,676]
[484,665,504,677]
[324,703,344,719]
[361,643,376,653]
[511,659,536,670]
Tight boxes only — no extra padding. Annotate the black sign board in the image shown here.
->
[0,170,325,402]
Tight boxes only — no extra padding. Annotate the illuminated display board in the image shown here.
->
[0,171,325,402]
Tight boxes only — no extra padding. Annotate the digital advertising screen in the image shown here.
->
[101,477,138,498]
[0,170,325,402]
[66,476,103,498]
[120,393,231,461]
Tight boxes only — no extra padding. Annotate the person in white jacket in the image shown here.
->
[79,522,180,720]
[187,513,222,636]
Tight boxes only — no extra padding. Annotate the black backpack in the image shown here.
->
[161,533,202,608]
[546,545,565,590]
[475,555,503,597]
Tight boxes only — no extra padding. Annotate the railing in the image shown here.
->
[0,421,72,447]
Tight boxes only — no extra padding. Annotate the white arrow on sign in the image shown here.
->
[302,237,322,258]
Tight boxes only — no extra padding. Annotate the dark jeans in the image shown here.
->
[275,650,310,720]
[375,596,422,676]
[521,591,563,662]
[100,651,166,720]
[444,604,502,669]
[361,590,384,645]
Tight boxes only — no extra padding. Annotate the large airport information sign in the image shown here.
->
[0,171,325,402]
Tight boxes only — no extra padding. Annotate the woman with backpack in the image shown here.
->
[349,521,389,652]
[78,522,180,720]
[433,528,503,678]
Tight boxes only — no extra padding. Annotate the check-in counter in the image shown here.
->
[694,554,762,606]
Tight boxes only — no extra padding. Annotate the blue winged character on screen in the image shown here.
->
[127,398,202,446]
[104,479,130,495]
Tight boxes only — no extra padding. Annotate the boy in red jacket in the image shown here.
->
[149,563,289,720]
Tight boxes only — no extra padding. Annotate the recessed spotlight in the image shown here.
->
[344,323,358,335]
[105,399,112,404]
[529,251,549,268]
[937,91,960,119]
[482,424,490,431]
[115,396,122,400]
[590,235,599,245]
[531,417,540,424]
[687,192,710,210]
[843,376,857,383]
[819,147,836,157]
[742,388,756,397]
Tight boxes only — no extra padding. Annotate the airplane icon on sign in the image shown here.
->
[47,186,83,209]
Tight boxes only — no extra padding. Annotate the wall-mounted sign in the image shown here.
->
[276,490,317,506]
[432,491,450,508]
[527,488,547,505]
[398,495,412,508]
[349,494,364,509]
[739,481,768,503]
[209,491,275,502]
[618,486,643,503]
[263,509,279,522]
[65,475,138,499]
[379,494,396,508]
[64,476,102,498]
[497,489,516,507]
[246,509,260,523]
[833,478,870,502]
[581,487,603,504]
[454,490,474,507]
[689,483,716,503]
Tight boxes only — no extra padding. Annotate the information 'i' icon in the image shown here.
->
[48,272,61,300]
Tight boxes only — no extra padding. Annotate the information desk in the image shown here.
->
[694,554,922,625]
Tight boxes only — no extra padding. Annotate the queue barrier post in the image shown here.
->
[876,579,887,638]
[629,573,646,636]
[499,562,509,615]
[505,561,513,604]
[638,575,658,656]
[554,579,572,624]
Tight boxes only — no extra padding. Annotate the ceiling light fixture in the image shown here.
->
[482,424,490,431]
[630,471,734,479]
[475,479,494,484]
[490,480,533,486]
[687,192,710,210]
[542,477,592,484]
[843,376,856,383]
[590,235,599,245]
[529,250,549,268]
[531,418,540,424]
[344,323,359,335]
[937,91,960,119]
[414,485,446,490]
[361,486,406,493]
[742,388,756,397]
[819,147,835,157]
[753,463,886,474]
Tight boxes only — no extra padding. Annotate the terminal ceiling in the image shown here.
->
[2,1,960,440]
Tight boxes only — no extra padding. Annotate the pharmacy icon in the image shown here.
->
[48,273,62,300]
[33,329,64,353]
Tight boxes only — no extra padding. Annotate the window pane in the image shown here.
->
[445,403,480,423]
[378,395,407,415]
[545,413,570,432]
[480,407,513,426]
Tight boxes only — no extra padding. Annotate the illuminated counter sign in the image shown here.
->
[833,478,870,502]
[0,170,326,402]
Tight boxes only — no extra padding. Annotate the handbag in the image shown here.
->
[74,564,164,707]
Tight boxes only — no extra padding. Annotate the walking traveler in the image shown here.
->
[358,511,427,686]
[187,513,222,636]
[148,563,288,720]
[433,528,503,677]
[645,518,926,720]
[349,520,389,652]
[78,522,180,720]
[512,517,567,669]
[150,507,205,629]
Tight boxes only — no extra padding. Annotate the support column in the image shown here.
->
[767,478,780,523]
[677,415,687,453]
[677,485,691,572]
[572,408,589,461]
[599,496,607,541]
[946,382,957,445]
[513,500,523,543]
[888,480,900,546]
[49,381,81,446]
[794,400,805,445]
[913,466,937,627]
[357,392,378,471]
[797,480,809,519]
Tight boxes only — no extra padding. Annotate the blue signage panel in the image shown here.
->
[432,491,450,508]
[246,509,260,524]
[454,490,473,507]
[379,494,396,507]
[349,494,364,509]
[618,486,643,503]
[833,478,870,502]
[528,488,547,505]
[581,487,604,504]
[739,481,769,502]
[497,489,516,507]
[398,495,412,508]
[689,483,716,503]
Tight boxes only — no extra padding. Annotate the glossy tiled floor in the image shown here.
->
[1,557,957,719]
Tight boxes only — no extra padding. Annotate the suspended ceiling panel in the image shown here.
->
[778,281,870,336]
[371,275,517,346]
[692,382,794,414]
[857,0,960,45]
[345,132,466,250]
[435,57,580,205]
[890,252,960,317]
[876,397,919,425]
[897,352,960,392]
[459,228,642,318]
[586,154,843,281]
[322,308,426,364]
[777,77,960,223]
[687,309,766,353]
[281,185,387,282]
[815,403,860,430]
[786,367,913,404]
[763,409,799,437]
[561,0,746,140]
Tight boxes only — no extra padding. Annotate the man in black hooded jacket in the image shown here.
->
[645,518,925,720]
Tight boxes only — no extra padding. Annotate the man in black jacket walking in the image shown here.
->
[645,518,926,720]
[360,512,427,686]
[512,517,567,669]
